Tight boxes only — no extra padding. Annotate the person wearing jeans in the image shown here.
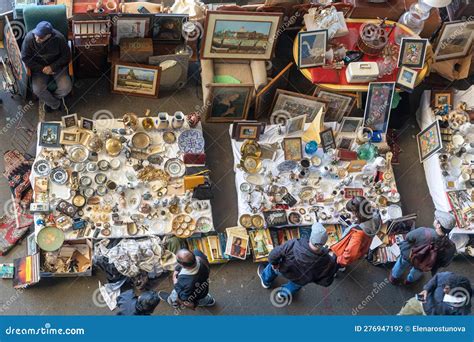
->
[391,254,424,283]
[21,21,72,113]
[257,223,337,303]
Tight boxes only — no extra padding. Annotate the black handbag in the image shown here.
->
[192,182,213,200]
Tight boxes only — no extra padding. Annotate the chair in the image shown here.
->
[22,4,73,94]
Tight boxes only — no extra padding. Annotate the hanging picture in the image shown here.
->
[111,62,161,98]
[363,82,395,134]
[417,120,443,163]
[39,123,61,148]
[206,84,253,122]
[434,21,474,61]
[3,16,27,98]
[271,90,327,122]
[201,11,282,60]
[297,29,328,69]
[314,89,356,122]
[113,16,151,44]
[397,38,428,68]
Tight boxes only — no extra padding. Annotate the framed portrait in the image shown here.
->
[297,29,328,69]
[338,117,363,134]
[286,115,306,135]
[151,14,188,42]
[283,137,303,161]
[39,122,61,148]
[397,38,428,68]
[201,11,282,60]
[417,120,443,163]
[363,82,395,134]
[271,89,327,122]
[236,123,261,141]
[206,84,253,123]
[255,62,293,119]
[337,137,354,150]
[396,66,418,92]
[313,89,356,122]
[431,89,454,108]
[111,62,161,98]
[60,130,81,145]
[113,15,151,45]
[434,21,474,61]
[225,234,249,260]
[320,128,336,152]
[81,118,94,131]
[61,113,78,128]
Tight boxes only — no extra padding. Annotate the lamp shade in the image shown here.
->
[423,0,452,8]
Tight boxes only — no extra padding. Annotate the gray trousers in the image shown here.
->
[32,69,72,109]
[168,289,214,307]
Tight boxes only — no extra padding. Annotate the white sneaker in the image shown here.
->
[257,264,270,289]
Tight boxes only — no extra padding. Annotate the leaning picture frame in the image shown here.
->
[271,89,327,123]
[297,29,328,69]
[61,113,78,129]
[201,11,282,60]
[397,38,428,68]
[338,117,363,135]
[151,13,188,43]
[320,128,336,152]
[112,15,151,45]
[313,88,356,122]
[396,66,418,93]
[286,115,306,135]
[282,137,303,161]
[38,122,61,148]
[111,62,161,98]
[434,21,474,61]
[206,84,253,123]
[417,120,443,163]
[363,82,395,134]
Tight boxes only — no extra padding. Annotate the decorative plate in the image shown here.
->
[196,217,213,233]
[96,185,108,196]
[37,226,65,252]
[251,215,265,229]
[239,214,252,228]
[132,132,151,149]
[95,173,107,185]
[178,129,205,154]
[241,156,262,174]
[50,167,69,185]
[239,182,252,193]
[288,212,302,224]
[277,160,297,173]
[73,162,86,172]
[163,131,177,144]
[86,162,98,173]
[97,160,110,171]
[245,173,265,186]
[164,158,185,178]
[68,145,89,163]
[80,176,93,187]
[33,159,52,176]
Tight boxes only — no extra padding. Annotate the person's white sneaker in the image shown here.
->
[257,264,270,289]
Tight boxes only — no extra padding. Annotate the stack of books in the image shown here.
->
[187,234,229,264]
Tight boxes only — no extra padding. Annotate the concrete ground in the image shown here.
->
[0,33,473,315]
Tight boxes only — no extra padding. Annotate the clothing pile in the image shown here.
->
[95,237,177,278]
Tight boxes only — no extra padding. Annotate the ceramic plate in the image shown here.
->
[178,129,205,154]
[245,173,265,186]
[240,182,252,193]
[387,205,403,219]
[33,159,52,176]
[163,131,177,144]
[80,176,92,187]
[68,145,89,163]
[37,226,65,252]
[196,217,213,233]
[95,173,107,185]
[277,160,297,173]
[165,158,185,178]
[132,132,151,149]
[50,168,69,185]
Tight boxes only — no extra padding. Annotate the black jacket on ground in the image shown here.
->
[174,250,210,305]
[21,29,70,73]
[422,272,472,315]
[268,238,338,287]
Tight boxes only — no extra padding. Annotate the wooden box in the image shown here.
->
[120,38,154,63]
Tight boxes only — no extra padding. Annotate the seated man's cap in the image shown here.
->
[33,21,53,38]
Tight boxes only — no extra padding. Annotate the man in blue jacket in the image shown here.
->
[21,21,72,113]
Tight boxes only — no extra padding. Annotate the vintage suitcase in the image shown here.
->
[120,38,154,63]
[345,0,405,21]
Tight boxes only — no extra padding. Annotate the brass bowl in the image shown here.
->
[142,117,155,131]
[240,156,262,174]
[240,140,261,158]
[132,132,151,149]
[123,112,138,131]
[105,138,122,157]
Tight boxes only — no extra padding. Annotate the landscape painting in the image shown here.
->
[112,63,161,98]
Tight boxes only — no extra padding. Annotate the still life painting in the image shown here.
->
[417,120,443,163]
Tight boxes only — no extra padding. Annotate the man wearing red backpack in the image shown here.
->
[389,210,457,286]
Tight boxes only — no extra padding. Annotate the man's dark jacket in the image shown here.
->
[174,250,210,305]
[21,29,70,73]
[268,238,338,287]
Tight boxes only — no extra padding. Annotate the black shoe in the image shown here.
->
[199,297,216,307]
[157,291,170,303]
[42,103,56,113]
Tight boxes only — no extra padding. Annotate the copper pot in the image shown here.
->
[122,112,138,131]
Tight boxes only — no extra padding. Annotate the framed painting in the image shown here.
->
[417,120,443,163]
[397,38,428,68]
[313,89,356,122]
[363,82,395,134]
[113,15,151,45]
[206,84,253,123]
[3,16,27,98]
[431,89,454,108]
[396,66,418,92]
[39,122,61,148]
[271,89,327,122]
[297,29,328,69]
[111,62,161,98]
[319,128,336,152]
[434,21,474,61]
[283,137,303,161]
[286,115,306,135]
[151,14,188,42]
[61,113,78,129]
[201,11,282,60]
[338,117,363,134]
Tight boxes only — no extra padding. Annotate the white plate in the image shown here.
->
[387,205,402,219]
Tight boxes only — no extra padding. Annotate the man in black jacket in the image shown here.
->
[159,249,215,309]
[21,21,72,113]
[257,223,337,302]
[116,290,160,315]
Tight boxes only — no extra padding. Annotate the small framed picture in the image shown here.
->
[286,115,306,135]
[417,120,443,163]
[338,117,363,134]
[431,89,454,108]
[237,123,261,141]
[398,38,428,68]
[60,130,81,145]
[319,128,336,152]
[338,137,354,150]
[396,66,418,92]
[283,137,303,161]
[434,21,474,61]
[297,29,328,69]
[81,118,94,131]
[206,84,253,123]
[62,113,78,128]
[39,122,61,148]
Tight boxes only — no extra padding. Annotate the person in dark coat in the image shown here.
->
[21,21,72,113]
[398,272,472,315]
[390,210,457,285]
[116,290,160,315]
[159,249,215,309]
[257,223,337,302]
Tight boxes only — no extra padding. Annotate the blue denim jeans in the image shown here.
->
[32,69,72,109]
[391,256,423,282]
[261,263,302,297]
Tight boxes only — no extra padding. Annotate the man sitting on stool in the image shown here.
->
[21,21,72,113]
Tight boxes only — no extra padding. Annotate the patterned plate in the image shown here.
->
[33,159,52,176]
[164,158,185,178]
[178,129,205,154]
[277,160,297,173]
[50,167,69,185]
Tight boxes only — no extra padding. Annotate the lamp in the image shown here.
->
[395,0,453,44]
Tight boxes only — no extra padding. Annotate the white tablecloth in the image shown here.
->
[416,86,473,234]
[31,118,214,240]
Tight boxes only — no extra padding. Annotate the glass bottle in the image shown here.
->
[394,3,427,45]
